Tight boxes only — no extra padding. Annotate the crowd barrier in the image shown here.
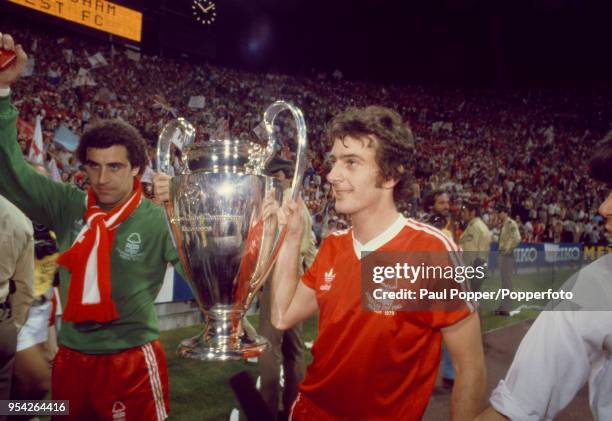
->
[155,243,612,303]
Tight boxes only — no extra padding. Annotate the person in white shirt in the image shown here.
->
[476,137,612,421]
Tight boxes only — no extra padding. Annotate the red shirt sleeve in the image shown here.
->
[419,230,473,329]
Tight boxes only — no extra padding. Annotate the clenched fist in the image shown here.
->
[151,172,172,205]
[0,33,28,89]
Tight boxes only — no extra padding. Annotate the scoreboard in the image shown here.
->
[7,0,142,42]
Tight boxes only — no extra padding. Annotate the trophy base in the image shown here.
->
[176,310,269,361]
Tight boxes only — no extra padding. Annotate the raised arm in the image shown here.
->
[0,33,83,231]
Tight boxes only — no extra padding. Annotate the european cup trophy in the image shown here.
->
[156,101,307,361]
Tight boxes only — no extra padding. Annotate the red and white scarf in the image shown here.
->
[58,178,142,323]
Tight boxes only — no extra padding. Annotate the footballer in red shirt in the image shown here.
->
[270,106,486,420]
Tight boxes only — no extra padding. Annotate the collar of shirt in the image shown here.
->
[352,214,406,260]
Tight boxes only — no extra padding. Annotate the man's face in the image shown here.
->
[273,170,290,189]
[272,170,286,180]
[598,191,612,234]
[84,145,139,208]
[461,207,471,223]
[434,193,450,216]
[326,136,394,217]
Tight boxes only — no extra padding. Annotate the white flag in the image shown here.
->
[47,158,62,182]
[87,52,108,68]
[73,68,97,87]
[125,49,141,62]
[188,96,206,109]
[28,115,44,165]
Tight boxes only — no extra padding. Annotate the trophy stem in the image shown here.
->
[177,308,268,361]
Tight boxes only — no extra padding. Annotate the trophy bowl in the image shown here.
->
[157,101,307,361]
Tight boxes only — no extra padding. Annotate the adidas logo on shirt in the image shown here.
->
[320,268,335,291]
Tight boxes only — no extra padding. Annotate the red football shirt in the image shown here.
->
[299,216,471,420]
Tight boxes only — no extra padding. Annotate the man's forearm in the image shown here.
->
[450,364,486,421]
[270,235,301,329]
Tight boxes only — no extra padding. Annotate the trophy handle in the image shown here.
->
[156,118,197,175]
[242,101,308,311]
[156,118,197,285]
[262,101,308,201]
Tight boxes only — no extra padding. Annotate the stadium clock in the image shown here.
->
[192,0,217,25]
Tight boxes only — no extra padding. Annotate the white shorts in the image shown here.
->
[17,301,51,352]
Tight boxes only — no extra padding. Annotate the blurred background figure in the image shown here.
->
[0,194,34,421]
[460,201,492,292]
[258,157,316,421]
[10,163,60,404]
[495,204,521,316]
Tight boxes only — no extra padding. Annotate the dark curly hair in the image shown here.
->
[424,189,447,213]
[327,106,415,205]
[461,200,482,217]
[77,120,147,176]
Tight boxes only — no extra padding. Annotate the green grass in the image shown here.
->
[478,266,578,331]
[163,327,254,420]
[161,315,318,420]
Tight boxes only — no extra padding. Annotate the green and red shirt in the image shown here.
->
[0,95,183,354]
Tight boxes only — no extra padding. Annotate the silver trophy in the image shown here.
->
[157,101,307,361]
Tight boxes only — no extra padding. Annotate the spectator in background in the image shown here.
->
[312,214,323,246]
[10,163,59,404]
[424,189,452,238]
[0,194,34,420]
[1,20,610,248]
[495,204,521,316]
[258,157,317,421]
[423,189,456,389]
[460,201,492,292]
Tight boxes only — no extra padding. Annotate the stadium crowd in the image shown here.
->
[6,22,612,246]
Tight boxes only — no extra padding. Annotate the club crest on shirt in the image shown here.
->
[365,278,400,316]
[117,232,144,261]
[320,268,335,291]
[112,401,126,420]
